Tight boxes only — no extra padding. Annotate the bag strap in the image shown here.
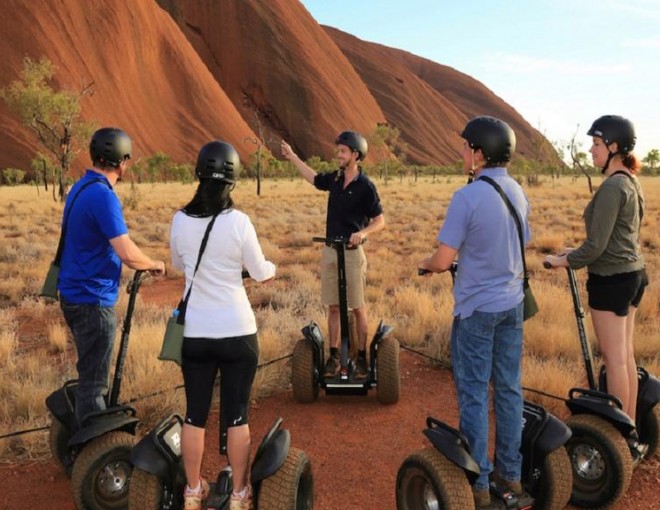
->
[54,178,110,265]
[177,214,219,322]
[478,176,529,281]
[610,170,644,221]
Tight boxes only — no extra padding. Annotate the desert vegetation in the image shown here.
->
[0,174,658,461]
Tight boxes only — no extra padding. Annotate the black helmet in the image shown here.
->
[335,130,368,161]
[587,115,636,153]
[461,116,516,164]
[195,141,240,183]
[90,128,132,167]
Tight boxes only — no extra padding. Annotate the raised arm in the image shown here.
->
[281,140,316,185]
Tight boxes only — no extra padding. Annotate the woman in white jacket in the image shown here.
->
[170,141,275,510]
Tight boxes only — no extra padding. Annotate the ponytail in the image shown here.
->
[621,153,641,175]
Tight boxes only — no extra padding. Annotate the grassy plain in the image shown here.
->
[0,175,658,460]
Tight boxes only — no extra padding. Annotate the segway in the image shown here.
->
[46,270,149,510]
[396,401,573,510]
[291,236,400,404]
[546,263,658,508]
[128,415,314,509]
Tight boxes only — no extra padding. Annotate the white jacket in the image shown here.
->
[170,209,276,338]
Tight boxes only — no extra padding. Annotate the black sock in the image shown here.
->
[330,347,338,358]
[358,349,366,359]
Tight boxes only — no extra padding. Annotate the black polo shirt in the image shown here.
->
[314,169,383,239]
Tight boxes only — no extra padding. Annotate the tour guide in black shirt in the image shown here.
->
[281,131,385,379]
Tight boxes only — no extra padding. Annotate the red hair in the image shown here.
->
[622,152,641,174]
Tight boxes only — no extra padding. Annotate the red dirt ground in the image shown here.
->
[1,349,658,510]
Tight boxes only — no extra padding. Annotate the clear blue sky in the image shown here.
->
[300,0,660,158]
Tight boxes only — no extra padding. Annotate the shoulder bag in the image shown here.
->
[479,176,539,320]
[40,179,110,300]
[159,214,218,365]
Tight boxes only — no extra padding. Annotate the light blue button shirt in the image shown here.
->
[438,167,531,319]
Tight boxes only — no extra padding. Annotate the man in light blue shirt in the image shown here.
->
[419,116,531,508]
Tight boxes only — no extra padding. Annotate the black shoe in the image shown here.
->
[323,355,340,377]
[355,356,369,379]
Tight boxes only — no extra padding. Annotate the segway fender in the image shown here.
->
[130,433,171,480]
[302,321,325,371]
[130,414,183,479]
[371,320,394,346]
[534,412,572,456]
[45,381,78,430]
[423,418,480,485]
[637,368,660,418]
[68,407,139,447]
[250,428,291,483]
[566,388,635,436]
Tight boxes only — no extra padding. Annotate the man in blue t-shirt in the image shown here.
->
[281,131,385,379]
[58,127,165,429]
[419,116,531,508]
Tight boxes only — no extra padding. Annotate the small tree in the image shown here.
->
[643,149,659,174]
[371,122,408,185]
[0,57,96,201]
[1,168,26,186]
[568,125,594,194]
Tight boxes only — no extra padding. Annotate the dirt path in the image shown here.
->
[1,350,658,510]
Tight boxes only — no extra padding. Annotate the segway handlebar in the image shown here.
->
[312,236,366,248]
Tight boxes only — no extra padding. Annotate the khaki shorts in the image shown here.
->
[320,245,367,308]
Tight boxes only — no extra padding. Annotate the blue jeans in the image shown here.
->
[61,299,117,428]
[450,304,524,490]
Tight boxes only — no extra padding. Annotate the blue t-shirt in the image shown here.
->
[438,167,531,319]
[314,170,383,239]
[58,171,128,306]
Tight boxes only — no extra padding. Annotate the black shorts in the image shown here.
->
[586,269,649,317]
[181,333,258,428]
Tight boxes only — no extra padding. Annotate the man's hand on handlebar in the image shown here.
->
[348,231,366,248]
[149,260,166,276]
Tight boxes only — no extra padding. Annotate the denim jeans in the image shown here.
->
[450,303,524,490]
[61,299,117,428]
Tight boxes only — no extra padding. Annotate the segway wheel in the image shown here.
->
[258,446,314,509]
[565,414,633,508]
[376,336,400,405]
[71,431,137,510]
[49,416,73,477]
[396,447,474,510]
[128,467,182,510]
[292,339,319,403]
[638,404,660,460]
[529,446,572,510]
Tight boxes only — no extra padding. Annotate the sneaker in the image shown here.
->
[230,485,253,510]
[472,487,491,508]
[323,355,340,377]
[183,478,210,510]
[491,474,533,508]
[355,356,369,379]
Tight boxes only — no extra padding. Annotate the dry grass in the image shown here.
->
[0,175,658,459]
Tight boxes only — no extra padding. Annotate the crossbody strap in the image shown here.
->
[54,178,111,264]
[177,214,219,322]
[478,176,528,279]
[610,170,644,221]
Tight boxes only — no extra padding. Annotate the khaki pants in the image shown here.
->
[320,245,367,308]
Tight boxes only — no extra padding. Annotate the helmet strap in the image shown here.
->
[602,147,618,175]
